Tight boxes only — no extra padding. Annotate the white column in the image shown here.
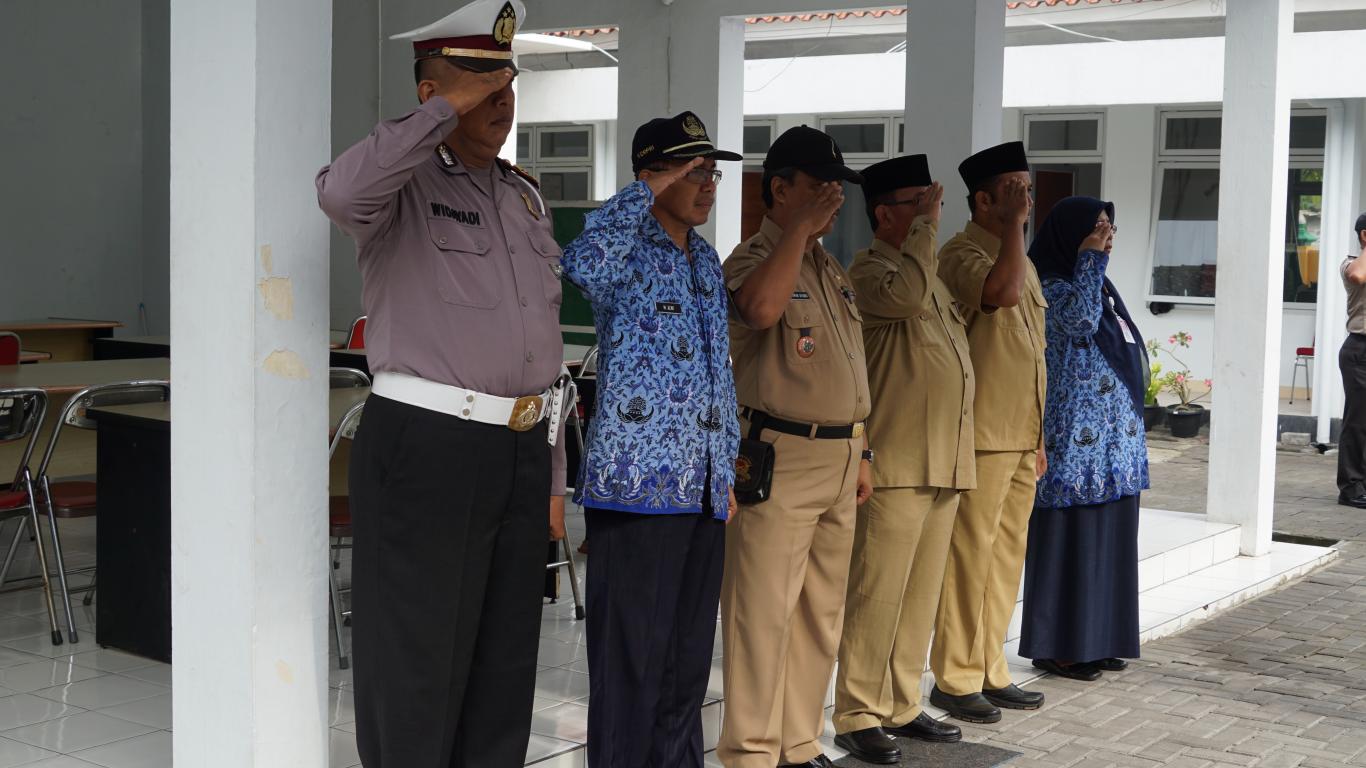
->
[170,0,332,764]
[616,8,746,254]
[1206,0,1293,557]
[905,0,1006,229]
[1313,100,1363,442]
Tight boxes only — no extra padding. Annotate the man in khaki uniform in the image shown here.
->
[929,141,1048,724]
[719,125,873,768]
[832,155,972,765]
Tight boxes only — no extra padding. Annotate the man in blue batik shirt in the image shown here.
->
[561,111,741,767]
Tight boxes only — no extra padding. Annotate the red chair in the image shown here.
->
[1291,345,1314,404]
[0,388,63,645]
[0,333,19,366]
[345,316,367,350]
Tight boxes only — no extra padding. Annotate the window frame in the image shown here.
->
[518,123,596,202]
[1022,111,1105,158]
[534,165,594,203]
[534,124,594,164]
[816,115,893,163]
[742,118,778,164]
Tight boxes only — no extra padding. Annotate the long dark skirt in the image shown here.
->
[1019,495,1141,663]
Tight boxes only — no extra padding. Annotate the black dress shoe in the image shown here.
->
[1032,658,1102,681]
[885,711,962,743]
[834,727,901,765]
[929,685,1002,724]
[983,683,1045,710]
[1096,657,1129,672]
[779,756,836,768]
[1339,493,1366,509]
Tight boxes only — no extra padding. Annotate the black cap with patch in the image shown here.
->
[957,141,1030,190]
[763,125,864,184]
[631,111,742,173]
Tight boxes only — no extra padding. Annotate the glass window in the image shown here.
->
[897,121,905,154]
[1290,115,1327,151]
[743,124,773,155]
[539,170,591,201]
[539,129,591,160]
[823,122,886,155]
[516,130,531,164]
[1027,119,1099,153]
[1164,116,1222,152]
[1284,167,1324,303]
[1030,163,1103,236]
[1151,167,1221,298]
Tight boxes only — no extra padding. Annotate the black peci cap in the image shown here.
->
[763,126,864,184]
[861,155,932,200]
[958,141,1030,190]
[1356,212,1366,237]
[631,111,742,173]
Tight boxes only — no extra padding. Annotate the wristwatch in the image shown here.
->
[861,449,875,464]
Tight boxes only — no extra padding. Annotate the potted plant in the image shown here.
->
[1146,332,1211,438]
[1143,361,1165,431]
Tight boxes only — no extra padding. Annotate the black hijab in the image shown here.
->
[1028,196,1147,417]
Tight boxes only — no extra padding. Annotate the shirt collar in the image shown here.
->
[964,220,1003,259]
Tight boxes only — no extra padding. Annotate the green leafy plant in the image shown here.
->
[1145,361,1163,406]
[1145,332,1211,411]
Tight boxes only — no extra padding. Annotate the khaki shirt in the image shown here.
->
[725,216,871,425]
[1342,256,1366,335]
[850,218,975,490]
[937,221,1047,453]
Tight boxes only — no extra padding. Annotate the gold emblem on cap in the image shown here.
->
[682,115,706,139]
[494,2,517,46]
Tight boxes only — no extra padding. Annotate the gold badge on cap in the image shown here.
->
[683,115,706,139]
[493,2,517,46]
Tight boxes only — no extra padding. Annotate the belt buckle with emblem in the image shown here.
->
[852,423,865,439]
[508,395,544,431]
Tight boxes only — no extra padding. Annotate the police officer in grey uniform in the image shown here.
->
[315,1,567,765]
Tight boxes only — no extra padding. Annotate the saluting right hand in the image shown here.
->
[793,181,845,237]
[915,182,945,223]
[995,176,1033,227]
[1079,221,1114,255]
[643,157,705,198]
[437,68,515,116]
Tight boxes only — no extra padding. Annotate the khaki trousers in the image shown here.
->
[718,428,861,768]
[833,486,959,734]
[930,450,1036,696]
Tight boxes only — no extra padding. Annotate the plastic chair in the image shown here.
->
[35,380,171,643]
[1291,346,1314,404]
[0,333,19,366]
[326,400,365,668]
[329,368,371,389]
[0,388,64,644]
[344,316,367,350]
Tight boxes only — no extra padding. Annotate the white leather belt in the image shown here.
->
[373,372,556,435]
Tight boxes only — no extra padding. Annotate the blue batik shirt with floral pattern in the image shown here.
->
[1036,249,1150,509]
[560,181,739,520]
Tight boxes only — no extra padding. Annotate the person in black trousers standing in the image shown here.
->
[1338,213,1366,508]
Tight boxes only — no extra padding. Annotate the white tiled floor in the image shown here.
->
[0,504,1337,767]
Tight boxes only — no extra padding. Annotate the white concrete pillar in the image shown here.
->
[616,8,746,254]
[905,0,1006,229]
[170,0,332,764]
[1313,100,1363,442]
[1206,0,1293,557]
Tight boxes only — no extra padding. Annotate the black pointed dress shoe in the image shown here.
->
[1032,658,1102,681]
[885,711,963,742]
[1096,657,1129,672]
[834,727,901,764]
[929,685,1002,724]
[1338,493,1366,509]
[780,756,837,768]
[983,683,1045,710]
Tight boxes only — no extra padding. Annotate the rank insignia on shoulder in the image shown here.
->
[521,192,541,220]
[497,158,540,189]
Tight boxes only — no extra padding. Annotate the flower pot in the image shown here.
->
[1166,404,1205,438]
[1143,404,1166,432]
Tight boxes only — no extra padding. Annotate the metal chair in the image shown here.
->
[344,316,367,350]
[0,333,19,366]
[0,388,63,644]
[34,380,171,643]
[547,376,587,621]
[1290,346,1314,404]
[326,400,365,668]
[329,367,371,389]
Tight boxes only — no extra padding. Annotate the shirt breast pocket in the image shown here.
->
[428,217,500,310]
[783,303,828,365]
[529,228,563,308]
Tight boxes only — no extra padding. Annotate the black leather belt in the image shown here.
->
[740,407,864,440]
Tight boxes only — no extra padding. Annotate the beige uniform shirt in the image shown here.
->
[937,221,1047,453]
[725,216,871,425]
[850,218,975,490]
[1342,256,1366,335]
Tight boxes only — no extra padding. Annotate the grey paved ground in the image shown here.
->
[956,431,1366,767]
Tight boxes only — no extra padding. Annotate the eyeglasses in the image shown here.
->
[649,166,724,185]
[1097,221,1119,235]
[880,195,943,209]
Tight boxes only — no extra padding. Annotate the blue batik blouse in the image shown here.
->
[1035,249,1150,509]
[560,181,739,520]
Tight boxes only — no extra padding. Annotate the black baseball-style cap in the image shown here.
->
[958,141,1030,190]
[631,112,742,173]
[763,126,864,184]
[861,155,933,200]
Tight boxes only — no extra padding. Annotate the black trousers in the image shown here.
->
[585,507,725,768]
[1340,334,1366,498]
[350,395,549,768]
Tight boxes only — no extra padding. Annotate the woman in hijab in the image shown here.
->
[1020,196,1149,681]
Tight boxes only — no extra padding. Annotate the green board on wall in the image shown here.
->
[550,203,600,346]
